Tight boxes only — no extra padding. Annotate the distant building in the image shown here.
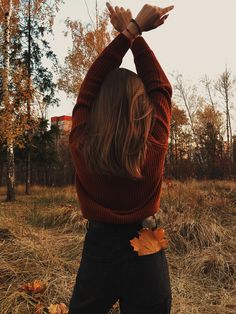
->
[50,115,74,185]
[51,116,72,150]
[51,115,72,133]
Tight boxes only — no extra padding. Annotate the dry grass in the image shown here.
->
[0,180,235,314]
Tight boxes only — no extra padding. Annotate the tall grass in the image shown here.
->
[0,180,235,313]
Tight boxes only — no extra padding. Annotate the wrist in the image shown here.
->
[122,29,136,44]
[127,21,139,36]
[133,17,144,33]
[130,18,142,35]
[122,23,140,44]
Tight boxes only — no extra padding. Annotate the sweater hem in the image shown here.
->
[80,205,161,224]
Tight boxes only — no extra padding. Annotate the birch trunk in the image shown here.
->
[202,75,215,108]
[174,75,204,165]
[25,0,32,195]
[2,0,15,201]
[215,67,233,163]
[6,142,15,201]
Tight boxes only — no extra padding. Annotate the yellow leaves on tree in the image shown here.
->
[130,227,168,256]
[58,6,112,98]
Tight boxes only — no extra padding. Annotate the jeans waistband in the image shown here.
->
[88,220,142,230]
[87,212,161,231]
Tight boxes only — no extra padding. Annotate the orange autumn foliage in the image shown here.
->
[130,227,168,256]
[58,6,113,98]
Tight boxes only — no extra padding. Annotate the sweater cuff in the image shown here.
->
[131,36,150,56]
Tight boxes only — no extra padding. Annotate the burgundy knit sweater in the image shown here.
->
[69,33,172,224]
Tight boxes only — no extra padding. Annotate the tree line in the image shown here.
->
[0,0,62,201]
[0,1,235,202]
[165,71,236,180]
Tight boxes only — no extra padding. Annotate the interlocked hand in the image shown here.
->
[106,2,132,33]
[135,4,174,32]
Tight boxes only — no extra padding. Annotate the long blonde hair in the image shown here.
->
[78,68,156,180]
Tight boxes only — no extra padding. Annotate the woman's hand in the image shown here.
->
[106,2,132,33]
[135,4,174,32]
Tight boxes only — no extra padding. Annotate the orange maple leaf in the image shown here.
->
[165,179,174,188]
[130,227,168,256]
[21,279,47,294]
[48,303,68,314]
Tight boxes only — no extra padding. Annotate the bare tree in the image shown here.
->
[214,66,235,162]
[173,74,204,165]
[201,75,215,108]
[174,74,196,134]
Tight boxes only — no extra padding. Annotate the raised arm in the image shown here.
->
[131,4,174,146]
[72,33,131,118]
[131,37,172,146]
[107,2,174,147]
[69,6,134,145]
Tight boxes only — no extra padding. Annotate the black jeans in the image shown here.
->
[68,220,172,314]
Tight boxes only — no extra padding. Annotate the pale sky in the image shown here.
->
[47,0,236,131]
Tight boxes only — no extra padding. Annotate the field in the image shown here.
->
[0,180,235,314]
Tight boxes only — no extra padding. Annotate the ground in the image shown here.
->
[0,180,235,313]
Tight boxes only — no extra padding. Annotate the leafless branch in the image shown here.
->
[84,0,95,31]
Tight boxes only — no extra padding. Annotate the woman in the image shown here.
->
[68,2,174,314]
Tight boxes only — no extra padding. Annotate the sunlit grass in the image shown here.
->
[0,180,235,313]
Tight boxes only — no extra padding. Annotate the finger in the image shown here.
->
[127,8,132,18]
[161,5,174,15]
[154,14,168,27]
[120,6,125,12]
[115,6,119,13]
[160,14,169,24]
[162,14,169,20]
[106,2,115,15]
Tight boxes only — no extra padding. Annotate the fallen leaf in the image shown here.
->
[35,303,45,314]
[20,279,47,294]
[48,303,69,314]
[165,179,174,188]
[130,227,168,256]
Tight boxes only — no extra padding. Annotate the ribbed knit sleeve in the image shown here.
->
[69,33,131,145]
[71,33,131,124]
[68,34,171,224]
[131,36,172,147]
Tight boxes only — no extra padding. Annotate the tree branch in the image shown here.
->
[83,0,95,31]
